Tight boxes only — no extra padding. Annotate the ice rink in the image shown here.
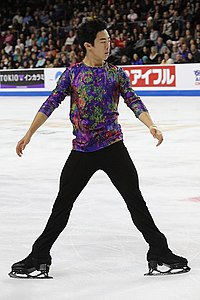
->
[0,95,200,300]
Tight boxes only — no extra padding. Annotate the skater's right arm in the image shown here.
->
[16,68,72,157]
[16,112,48,157]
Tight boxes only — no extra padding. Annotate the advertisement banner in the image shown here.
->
[122,65,176,88]
[0,64,199,96]
[0,69,44,88]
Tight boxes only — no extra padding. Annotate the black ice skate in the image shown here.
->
[8,254,52,279]
[144,251,191,276]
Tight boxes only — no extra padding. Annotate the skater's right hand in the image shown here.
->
[15,112,48,157]
[16,134,31,157]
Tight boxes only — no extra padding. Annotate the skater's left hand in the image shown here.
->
[149,126,163,146]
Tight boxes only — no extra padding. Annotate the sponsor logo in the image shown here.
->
[194,70,200,85]
[0,70,45,88]
[55,71,62,81]
[122,66,176,87]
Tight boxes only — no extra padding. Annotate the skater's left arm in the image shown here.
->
[118,67,163,147]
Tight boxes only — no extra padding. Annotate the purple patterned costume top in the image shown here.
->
[39,62,148,152]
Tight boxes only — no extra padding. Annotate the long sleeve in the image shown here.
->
[118,67,148,118]
[38,68,71,117]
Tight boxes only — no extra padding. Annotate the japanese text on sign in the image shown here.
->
[122,66,176,87]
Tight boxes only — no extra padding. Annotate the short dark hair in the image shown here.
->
[76,18,107,55]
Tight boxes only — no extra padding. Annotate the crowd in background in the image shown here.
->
[0,0,200,69]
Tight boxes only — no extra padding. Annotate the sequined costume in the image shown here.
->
[39,62,148,152]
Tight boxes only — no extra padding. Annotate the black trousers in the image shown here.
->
[32,141,169,258]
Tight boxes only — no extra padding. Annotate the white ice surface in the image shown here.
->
[0,96,200,300]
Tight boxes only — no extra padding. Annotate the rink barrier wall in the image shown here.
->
[0,64,200,96]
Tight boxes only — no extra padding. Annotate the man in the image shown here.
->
[9,19,190,279]
[190,43,200,62]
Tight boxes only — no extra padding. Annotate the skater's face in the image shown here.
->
[84,30,110,62]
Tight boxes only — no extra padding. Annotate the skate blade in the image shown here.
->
[8,270,53,279]
[144,265,191,276]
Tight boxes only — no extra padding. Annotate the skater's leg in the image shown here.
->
[100,141,169,255]
[31,150,97,257]
[98,141,190,275]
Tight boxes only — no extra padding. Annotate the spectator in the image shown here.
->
[1,53,9,68]
[60,54,70,67]
[4,30,14,45]
[4,42,13,55]
[131,53,143,65]
[157,54,163,64]
[171,44,179,61]
[168,4,175,18]
[170,10,183,32]
[134,33,146,51]
[185,29,193,47]
[112,28,119,43]
[12,11,23,27]
[114,32,126,49]
[45,59,54,68]
[22,12,33,25]
[35,53,46,67]
[162,18,173,41]
[25,35,32,48]
[177,37,186,50]
[65,30,76,46]
[39,10,51,26]
[190,44,200,62]
[160,45,170,56]
[186,52,195,63]
[37,31,48,48]
[12,46,22,64]
[149,27,159,44]
[142,55,150,64]
[173,29,181,42]
[196,38,200,50]
[119,55,130,65]
[29,59,35,68]
[127,9,138,23]
[110,41,120,57]
[151,4,162,20]
[146,16,154,30]
[140,45,149,57]
[39,46,48,59]
[175,53,184,64]
[194,24,200,38]
[22,61,30,69]
[194,2,200,22]
[195,30,200,41]
[142,26,150,40]
[30,52,37,68]
[161,53,174,64]
[30,33,37,44]
[47,44,57,59]
[149,46,159,64]
[166,39,173,51]
[155,37,167,54]
[31,45,39,55]
[141,0,152,17]
[133,27,139,41]
[69,50,78,66]
[178,43,190,62]
[121,21,131,36]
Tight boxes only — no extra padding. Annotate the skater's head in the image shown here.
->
[76,18,110,61]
